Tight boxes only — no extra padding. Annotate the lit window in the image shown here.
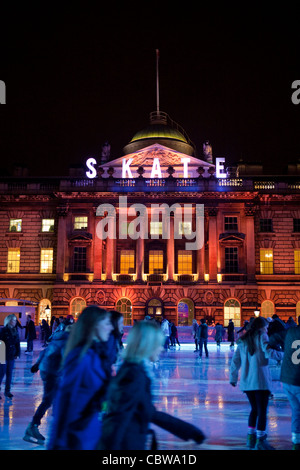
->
[295,250,300,274]
[260,249,273,274]
[150,221,162,235]
[116,298,132,325]
[40,249,53,273]
[42,219,55,232]
[149,250,164,274]
[9,219,22,232]
[224,299,241,327]
[179,221,192,236]
[261,300,275,318]
[178,250,193,274]
[120,222,135,237]
[7,248,20,273]
[71,297,86,319]
[120,250,135,274]
[74,216,88,230]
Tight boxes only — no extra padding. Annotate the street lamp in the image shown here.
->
[254,307,260,317]
[45,304,51,316]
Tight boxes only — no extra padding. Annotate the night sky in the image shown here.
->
[0,4,299,177]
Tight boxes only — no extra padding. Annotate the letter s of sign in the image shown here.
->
[291,80,300,105]
[291,340,300,365]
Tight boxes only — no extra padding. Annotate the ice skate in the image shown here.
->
[23,423,45,445]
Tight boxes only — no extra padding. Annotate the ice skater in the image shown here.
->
[230,317,284,449]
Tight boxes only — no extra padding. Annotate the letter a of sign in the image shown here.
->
[0,81,6,104]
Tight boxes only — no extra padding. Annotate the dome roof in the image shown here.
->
[130,124,188,144]
[123,111,195,156]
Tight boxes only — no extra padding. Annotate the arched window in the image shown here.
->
[296,301,300,319]
[146,298,164,320]
[224,299,241,327]
[116,298,132,326]
[178,299,194,326]
[261,300,274,318]
[70,297,86,319]
[39,299,52,323]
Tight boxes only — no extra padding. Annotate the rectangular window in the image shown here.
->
[149,250,164,274]
[259,218,273,232]
[74,216,88,230]
[40,248,54,273]
[73,246,87,272]
[295,250,300,274]
[7,248,20,273]
[120,250,135,274]
[224,216,238,231]
[225,247,238,273]
[120,222,135,238]
[9,219,22,232]
[293,219,300,233]
[260,248,273,274]
[178,221,192,236]
[42,219,55,232]
[178,250,193,274]
[150,221,162,236]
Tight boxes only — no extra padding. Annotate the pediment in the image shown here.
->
[219,232,245,243]
[102,144,214,179]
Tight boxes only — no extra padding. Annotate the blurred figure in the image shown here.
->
[23,321,73,444]
[0,314,20,398]
[24,315,36,354]
[47,306,113,450]
[98,321,205,450]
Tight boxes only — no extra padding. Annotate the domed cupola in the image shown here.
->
[123,111,196,156]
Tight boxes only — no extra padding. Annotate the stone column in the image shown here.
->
[245,204,256,282]
[56,205,68,281]
[167,213,174,282]
[93,208,103,281]
[105,215,115,282]
[208,208,218,282]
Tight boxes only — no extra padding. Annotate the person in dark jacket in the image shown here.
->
[40,319,51,347]
[0,314,20,398]
[280,324,300,449]
[25,315,36,354]
[98,321,205,450]
[197,318,209,358]
[105,310,124,371]
[227,319,235,348]
[23,323,73,444]
[47,306,113,450]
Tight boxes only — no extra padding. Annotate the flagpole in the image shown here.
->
[156,49,160,114]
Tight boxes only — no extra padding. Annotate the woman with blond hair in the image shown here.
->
[0,314,20,399]
[47,306,113,450]
[98,321,205,450]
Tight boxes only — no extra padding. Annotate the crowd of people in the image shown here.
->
[0,309,299,450]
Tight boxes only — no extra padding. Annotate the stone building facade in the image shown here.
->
[0,112,300,326]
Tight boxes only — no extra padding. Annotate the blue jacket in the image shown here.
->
[47,341,111,450]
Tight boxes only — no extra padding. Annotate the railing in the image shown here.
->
[0,176,299,194]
